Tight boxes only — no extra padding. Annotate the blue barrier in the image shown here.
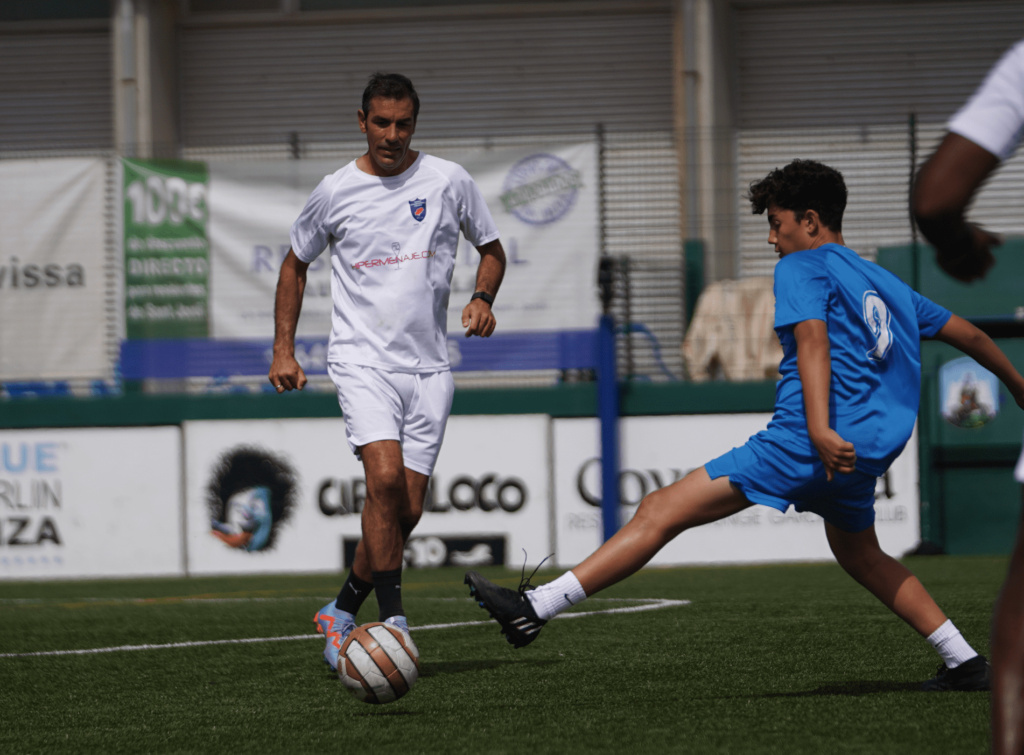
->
[119,330,600,379]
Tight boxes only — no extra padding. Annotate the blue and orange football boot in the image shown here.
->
[313,601,355,671]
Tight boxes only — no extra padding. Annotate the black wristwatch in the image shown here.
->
[470,291,494,306]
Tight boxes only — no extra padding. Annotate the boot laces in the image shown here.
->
[517,549,553,595]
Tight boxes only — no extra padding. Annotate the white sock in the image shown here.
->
[926,619,978,668]
[526,571,588,621]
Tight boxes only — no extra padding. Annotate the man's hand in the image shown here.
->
[913,132,1002,282]
[464,240,505,337]
[268,353,307,393]
[935,223,1001,282]
[810,428,857,482]
[462,299,497,337]
[269,249,309,393]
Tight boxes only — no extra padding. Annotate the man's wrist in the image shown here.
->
[470,291,494,306]
[272,342,295,358]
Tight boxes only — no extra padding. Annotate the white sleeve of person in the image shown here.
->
[948,38,1024,161]
[449,163,500,248]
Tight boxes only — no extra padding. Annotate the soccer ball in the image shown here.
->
[337,622,420,704]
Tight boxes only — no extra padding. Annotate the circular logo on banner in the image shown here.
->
[500,153,582,226]
[939,356,1001,429]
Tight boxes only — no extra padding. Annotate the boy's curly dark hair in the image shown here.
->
[747,159,847,232]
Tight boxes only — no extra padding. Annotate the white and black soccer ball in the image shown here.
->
[338,622,420,704]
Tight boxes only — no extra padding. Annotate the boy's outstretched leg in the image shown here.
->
[825,522,990,691]
[466,467,750,647]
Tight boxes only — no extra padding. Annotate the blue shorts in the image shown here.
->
[704,432,878,533]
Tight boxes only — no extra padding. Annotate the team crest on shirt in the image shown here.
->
[409,198,427,222]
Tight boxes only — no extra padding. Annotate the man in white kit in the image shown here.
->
[268,72,506,671]
[912,38,1024,754]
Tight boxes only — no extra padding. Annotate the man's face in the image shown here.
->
[766,204,814,258]
[358,96,417,176]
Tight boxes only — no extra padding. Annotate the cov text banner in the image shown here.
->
[553,415,920,568]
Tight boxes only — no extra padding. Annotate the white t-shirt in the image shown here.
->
[290,153,500,373]
[948,39,1024,160]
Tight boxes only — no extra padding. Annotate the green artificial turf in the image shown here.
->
[0,557,1005,754]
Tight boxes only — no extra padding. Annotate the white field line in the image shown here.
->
[0,597,690,660]
[0,597,318,605]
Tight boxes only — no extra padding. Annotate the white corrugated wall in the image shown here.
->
[0,23,113,152]
[177,9,675,144]
[734,1,1024,277]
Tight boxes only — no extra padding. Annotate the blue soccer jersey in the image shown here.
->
[767,243,951,476]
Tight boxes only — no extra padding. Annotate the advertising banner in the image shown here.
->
[205,159,335,342]
[183,415,551,575]
[553,415,920,568]
[441,142,601,372]
[0,158,112,381]
[0,428,183,580]
[938,356,1001,429]
[441,142,600,361]
[122,143,599,381]
[123,158,210,339]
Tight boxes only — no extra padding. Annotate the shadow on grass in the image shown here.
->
[349,709,420,717]
[339,659,563,717]
[318,657,560,685]
[762,679,922,697]
[421,657,562,678]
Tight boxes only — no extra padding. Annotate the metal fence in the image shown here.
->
[3,118,1024,401]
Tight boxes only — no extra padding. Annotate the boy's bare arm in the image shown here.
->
[933,314,1024,409]
[794,319,857,481]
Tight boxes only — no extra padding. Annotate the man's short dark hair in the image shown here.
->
[361,72,420,121]
[747,159,847,232]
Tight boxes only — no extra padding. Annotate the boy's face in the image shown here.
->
[766,205,814,258]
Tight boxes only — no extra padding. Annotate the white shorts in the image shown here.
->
[1016,431,1024,484]
[328,362,455,477]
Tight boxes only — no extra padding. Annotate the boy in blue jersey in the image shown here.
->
[466,159,1024,691]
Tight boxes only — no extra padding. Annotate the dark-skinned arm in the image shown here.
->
[268,249,310,393]
[461,239,507,338]
[912,133,1002,282]
[932,314,1024,409]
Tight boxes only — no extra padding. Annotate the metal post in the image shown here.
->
[597,256,620,542]
[908,112,920,291]
[115,0,138,158]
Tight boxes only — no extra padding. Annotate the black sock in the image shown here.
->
[372,568,404,621]
[334,571,373,615]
